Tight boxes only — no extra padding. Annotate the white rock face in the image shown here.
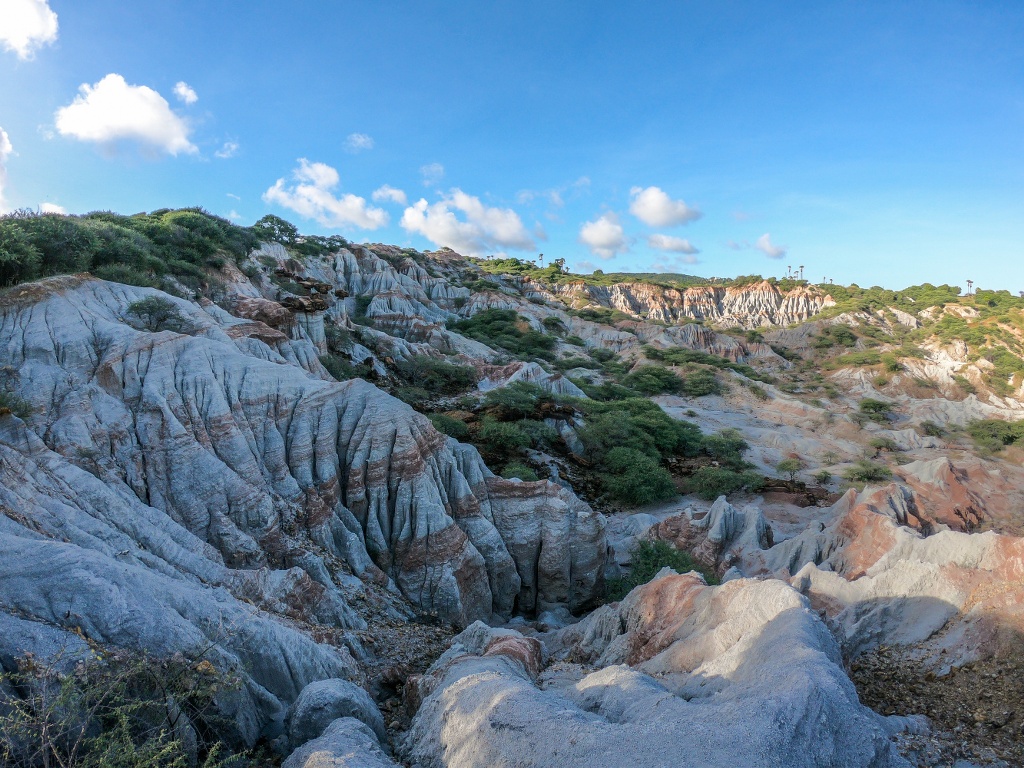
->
[0,274,609,747]
[403,575,909,768]
[282,717,399,768]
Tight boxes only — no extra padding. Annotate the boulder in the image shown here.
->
[288,679,386,747]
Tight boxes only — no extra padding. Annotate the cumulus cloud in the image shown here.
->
[629,186,701,227]
[0,0,58,60]
[173,81,198,104]
[39,202,65,214]
[344,133,374,152]
[227,209,242,220]
[647,233,699,254]
[263,158,388,230]
[55,74,197,156]
[215,141,239,159]
[755,232,787,259]
[579,213,629,259]
[400,189,536,256]
[372,184,407,205]
[420,162,444,186]
[0,127,13,212]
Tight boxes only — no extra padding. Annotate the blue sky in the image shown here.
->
[1,1,1022,290]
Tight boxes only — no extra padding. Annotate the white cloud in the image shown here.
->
[0,0,58,60]
[400,189,536,256]
[0,127,13,212]
[726,239,749,250]
[647,233,699,254]
[420,162,444,186]
[215,141,239,159]
[755,232,787,259]
[226,192,241,200]
[372,184,407,205]
[344,133,374,152]
[263,158,388,230]
[579,213,629,259]
[227,209,242,220]
[39,202,65,214]
[173,81,198,105]
[629,186,701,227]
[55,74,197,156]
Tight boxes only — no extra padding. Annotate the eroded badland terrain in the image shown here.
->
[1,209,1024,767]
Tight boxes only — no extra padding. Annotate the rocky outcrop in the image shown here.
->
[402,576,910,768]
[0,277,607,697]
[282,717,399,768]
[649,496,773,570]
[551,280,834,328]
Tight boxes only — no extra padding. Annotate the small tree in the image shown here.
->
[776,457,806,482]
[126,297,189,333]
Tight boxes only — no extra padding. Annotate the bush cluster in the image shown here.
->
[0,208,259,292]
[967,419,1024,453]
[606,540,718,601]
[451,309,556,360]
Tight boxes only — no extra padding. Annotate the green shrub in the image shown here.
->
[700,429,749,470]
[479,417,531,454]
[859,398,895,423]
[680,369,723,397]
[395,385,430,404]
[125,297,190,333]
[967,419,1024,453]
[814,469,832,485]
[564,335,586,347]
[395,355,477,394]
[843,460,893,482]
[620,365,683,395]
[320,354,356,381]
[516,419,559,448]
[869,436,900,452]
[0,388,31,418]
[776,457,806,481]
[428,413,470,439]
[599,447,676,506]
[606,540,718,601]
[92,264,160,288]
[686,467,764,500]
[501,461,539,481]
[451,309,556,360]
[0,646,254,767]
[483,381,549,418]
[919,420,947,438]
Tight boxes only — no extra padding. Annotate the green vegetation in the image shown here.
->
[0,387,31,418]
[966,419,1024,453]
[843,460,893,483]
[125,297,190,333]
[686,466,765,500]
[814,469,833,485]
[451,309,556,360]
[483,381,551,418]
[0,208,259,293]
[919,420,947,438]
[859,398,895,423]
[599,448,676,506]
[319,354,356,381]
[642,345,768,381]
[428,413,470,439]
[501,461,540,482]
[394,355,477,395]
[812,325,858,349]
[606,540,719,601]
[479,417,531,455]
[0,647,259,767]
[776,457,806,482]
